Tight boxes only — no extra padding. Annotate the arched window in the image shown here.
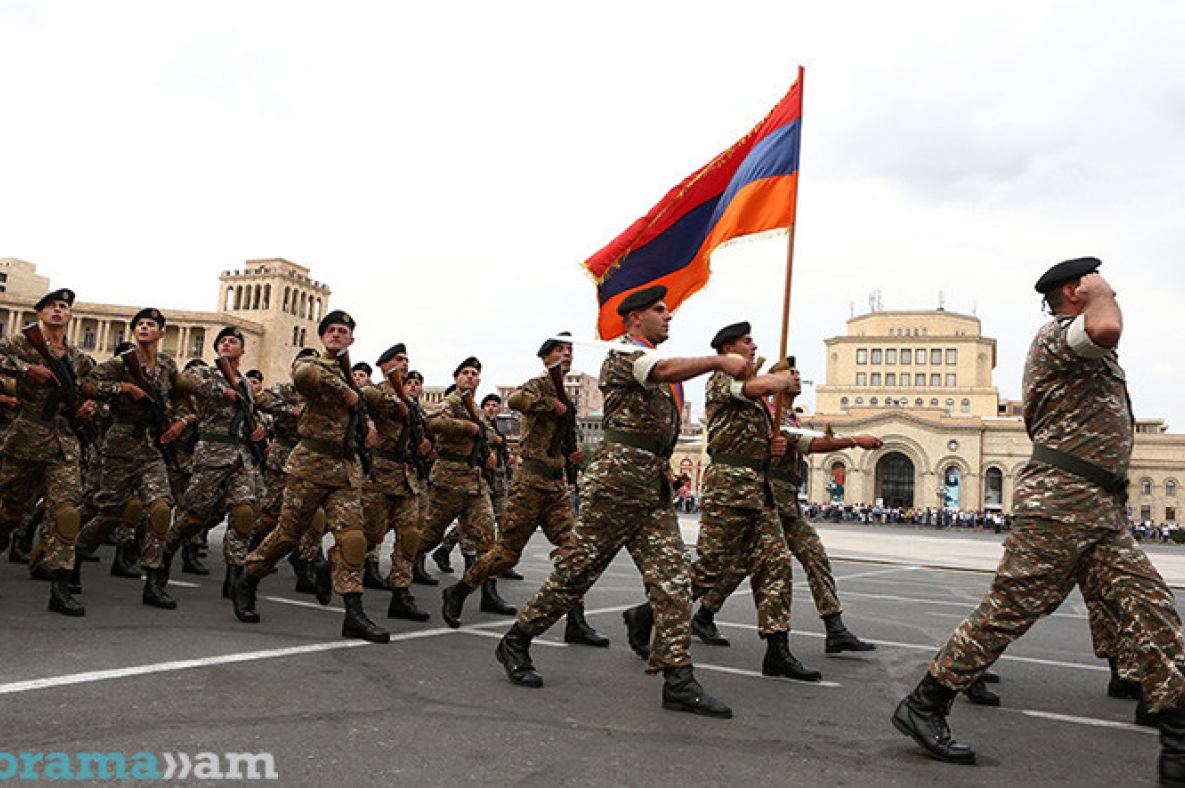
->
[985,467,1004,509]
[914,398,923,407]
[283,286,291,313]
[961,398,971,413]
[840,397,849,410]
[870,397,879,406]
[1169,480,1178,497]
[1142,479,1153,496]
[945,398,954,412]
[930,398,939,407]
[855,397,864,406]
[262,284,270,310]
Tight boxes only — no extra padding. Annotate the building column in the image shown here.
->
[178,326,190,358]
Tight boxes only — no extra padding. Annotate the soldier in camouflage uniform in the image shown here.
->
[494,285,750,718]
[440,334,607,645]
[163,326,267,600]
[892,258,1185,783]
[235,310,389,643]
[360,343,432,622]
[692,354,881,658]
[0,288,98,615]
[75,308,193,608]
[413,357,515,616]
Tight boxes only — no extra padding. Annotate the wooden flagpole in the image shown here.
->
[772,66,804,429]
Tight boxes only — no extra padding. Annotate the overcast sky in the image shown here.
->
[2,1,1183,427]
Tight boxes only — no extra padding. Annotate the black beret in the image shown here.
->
[1035,257,1101,294]
[376,343,406,366]
[710,321,751,352]
[213,325,245,350]
[129,307,165,330]
[616,285,667,317]
[185,358,208,370]
[453,356,481,377]
[35,288,75,311]
[245,369,263,382]
[481,393,501,407]
[537,332,572,358]
[293,347,320,364]
[406,370,423,383]
[351,362,372,375]
[318,309,356,336]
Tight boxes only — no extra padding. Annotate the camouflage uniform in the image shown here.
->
[165,364,264,566]
[462,371,579,588]
[361,380,425,589]
[690,371,793,636]
[928,314,1185,713]
[516,344,690,674]
[256,380,325,561]
[0,333,95,572]
[76,351,188,569]
[416,392,496,558]
[245,355,368,596]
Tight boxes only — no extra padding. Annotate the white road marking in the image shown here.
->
[1022,709,1156,734]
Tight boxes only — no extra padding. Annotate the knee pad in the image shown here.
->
[52,504,81,543]
[311,508,327,535]
[339,530,367,569]
[121,497,145,527]
[145,499,172,539]
[228,504,257,538]
[400,528,421,561]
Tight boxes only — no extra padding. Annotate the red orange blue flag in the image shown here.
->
[584,67,804,339]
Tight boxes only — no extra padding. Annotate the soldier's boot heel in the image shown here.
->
[181,543,209,576]
[480,580,516,616]
[412,554,438,586]
[962,676,1000,706]
[387,587,430,622]
[48,570,85,617]
[823,612,876,654]
[142,567,178,610]
[341,593,390,643]
[622,602,653,659]
[495,624,542,687]
[441,581,473,628]
[231,570,261,624]
[362,559,387,590]
[762,631,822,682]
[691,605,730,646]
[891,674,976,764]
[431,546,454,574]
[661,666,732,718]
[564,602,610,647]
[110,544,142,579]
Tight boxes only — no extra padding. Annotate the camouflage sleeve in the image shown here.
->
[293,358,351,402]
[362,385,384,412]
[185,365,228,401]
[79,357,127,401]
[0,335,31,376]
[426,396,471,438]
[72,350,96,381]
[705,371,732,406]
[256,386,296,417]
[507,375,552,414]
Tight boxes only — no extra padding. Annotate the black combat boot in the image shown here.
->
[1136,693,1159,728]
[691,605,730,646]
[230,570,261,623]
[481,579,516,616]
[891,673,976,764]
[412,554,438,586]
[181,543,209,576]
[1107,655,1142,699]
[622,602,653,659]
[441,580,474,628]
[1159,705,1185,787]
[431,545,454,574]
[661,666,732,718]
[362,559,388,590]
[565,602,610,647]
[69,555,83,594]
[110,543,142,579]
[221,564,239,599]
[48,569,85,617]
[501,567,524,581]
[762,630,822,682]
[495,623,543,687]
[962,675,1000,706]
[823,612,876,653]
[981,668,1000,683]
[341,593,390,643]
[8,526,30,564]
[142,567,177,609]
[387,587,430,622]
[293,556,317,594]
[313,557,332,606]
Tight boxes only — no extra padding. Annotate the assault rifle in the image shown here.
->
[118,347,180,471]
[460,390,496,489]
[20,323,99,448]
[214,354,269,469]
[546,360,580,485]
[336,349,374,479]
[386,368,432,481]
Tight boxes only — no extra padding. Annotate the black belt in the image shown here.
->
[199,431,242,445]
[1031,443,1128,500]
[18,410,70,428]
[709,451,768,472]
[604,428,673,459]
[300,438,349,458]
[521,459,565,480]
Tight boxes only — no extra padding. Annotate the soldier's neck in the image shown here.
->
[40,322,67,351]
[136,341,159,366]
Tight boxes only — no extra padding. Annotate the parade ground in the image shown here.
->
[1,518,1178,786]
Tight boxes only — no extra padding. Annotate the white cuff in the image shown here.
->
[632,353,660,386]
[1066,314,1111,359]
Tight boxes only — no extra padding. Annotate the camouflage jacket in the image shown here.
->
[181,363,257,470]
[80,351,189,462]
[286,355,362,488]
[426,392,485,495]
[1014,314,1133,528]
[0,332,96,463]
[702,370,773,509]
[362,380,422,496]
[584,344,679,500]
[256,381,302,473]
[507,371,568,491]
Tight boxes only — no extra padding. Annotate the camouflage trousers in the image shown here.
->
[418,486,495,558]
[463,478,578,588]
[930,516,1185,712]
[246,475,366,596]
[691,501,793,636]
[361,484,421,589]
[517,480,691,674]
[0,454,81,572]
[167,459,263,566]
[700,506,841,619]
[77,451,174,569]
[440,487,506,556]
[257,468,325,561]
[1080,564,1140,679]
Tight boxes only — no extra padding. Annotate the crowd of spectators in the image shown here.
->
[803,503,1012,533]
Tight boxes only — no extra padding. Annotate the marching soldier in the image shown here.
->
[493,285,750,717]
[0,288,98,615]
[235,310,389,642]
